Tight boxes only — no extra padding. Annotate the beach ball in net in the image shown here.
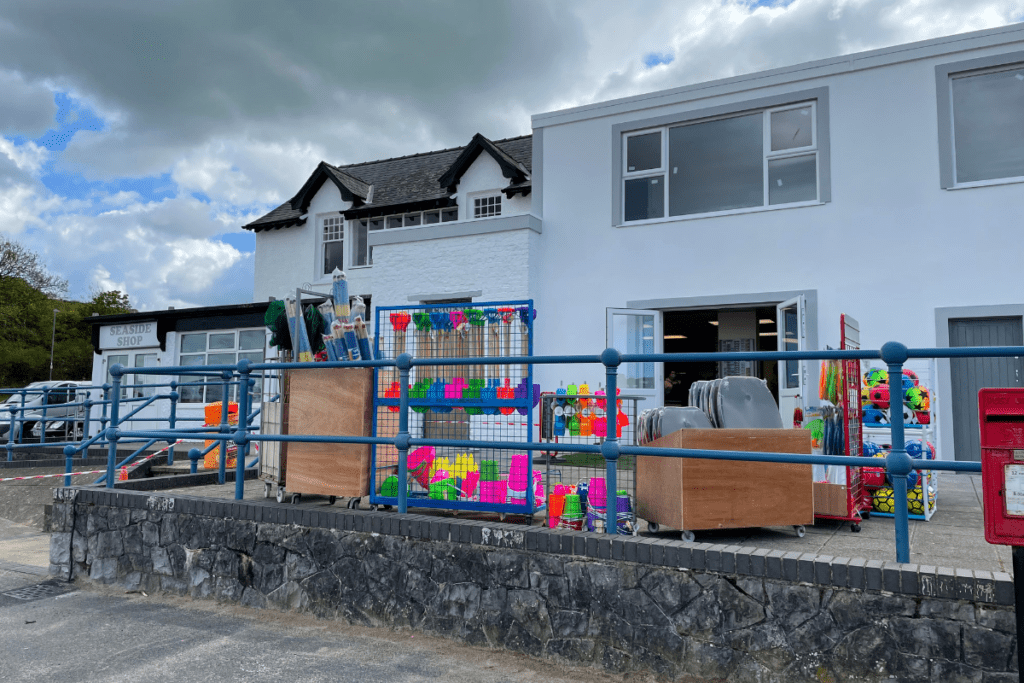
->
[902,369,920,387]
[905,386,929,411]
[864,368,888,387]
[862,408,886,425]
[873,487,895,514]
[862,442,882,457]
[908,487,926,515]
[868,385,890,409]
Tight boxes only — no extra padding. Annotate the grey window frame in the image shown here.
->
[611,87,831,227]
[935,50,1024,189]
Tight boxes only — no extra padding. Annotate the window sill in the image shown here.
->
[947,176,1024,190]
[618,200,824,227]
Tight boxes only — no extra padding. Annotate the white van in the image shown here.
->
[0,381,92,443]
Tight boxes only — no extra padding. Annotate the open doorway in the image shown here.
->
[662,306,779,406]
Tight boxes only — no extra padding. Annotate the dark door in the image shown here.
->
[949,317,1024,461]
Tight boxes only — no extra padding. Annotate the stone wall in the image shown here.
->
[49,487,1017,682]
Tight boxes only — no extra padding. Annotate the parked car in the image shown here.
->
[0,381,92,443]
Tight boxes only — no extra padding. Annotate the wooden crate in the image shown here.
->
[636,429,813,532]
[282,367,373,498]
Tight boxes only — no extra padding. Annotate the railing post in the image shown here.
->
[100,384,110,448]
[40,387,49,445]
[82,395,92,458]
[167,381,178,466]
[189,448,201,474]
[105,367,123,488]
[601,348,622,535]
[234,363,252,501]
[218,372,231,486]
[881,342,912,563]
[396,353,413,515]
[5,405,14,461]
[64,444,75,487]
[15,390,26,446]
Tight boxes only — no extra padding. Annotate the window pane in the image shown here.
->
[441,208,458,222]
[107,354,129,398]
[238,330,265,350]
[781,305,799,389]
[239,351,264,403]
[953,69,1024,183]
[387,216,403,229]
[669,114,764,216]
[473,196,501,218]
[768,154,817,205]
[623,176,664,222]
[423,210,440,224]
[180,333,206,353]
[770,107,812,151]
[324,240,344,274]
[134,353,158,398]
[610,313,655,390]
[404,213,421,227]
[208,352,236,367]
[353,219,369,267]
[178,355,205,403]
[209,333,234,350]
[627,132,661,172]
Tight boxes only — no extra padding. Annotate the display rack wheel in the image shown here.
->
[647,522,660,533]
[380,505,392,511]
[681,530,696,543]
[369,504,378,511]
[794,525,806,538]
[861,510,871,519]
[851,523,861,533]
[264,482,272,499]
[290,493,300,505]
[328,496,337,506]
[346,498,360,509]
[276,488,285,504]
[526,515,534,526]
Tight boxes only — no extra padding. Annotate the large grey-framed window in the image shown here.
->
[936,51,1024,189]
[612,87,831,227]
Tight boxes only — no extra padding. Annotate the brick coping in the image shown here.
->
[54,485,1014,607]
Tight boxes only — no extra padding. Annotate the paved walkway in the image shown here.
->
[158,471,1010,574]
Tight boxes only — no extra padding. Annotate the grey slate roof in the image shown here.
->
[243,134,532,232]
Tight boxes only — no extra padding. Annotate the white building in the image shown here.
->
[238,24,1024,463]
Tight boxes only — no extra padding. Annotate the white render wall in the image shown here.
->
[454,152,531,217]
[532,32,1024,459]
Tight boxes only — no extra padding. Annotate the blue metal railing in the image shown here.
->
[104,341,1012,564]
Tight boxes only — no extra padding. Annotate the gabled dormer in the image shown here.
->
[439,133,531,198]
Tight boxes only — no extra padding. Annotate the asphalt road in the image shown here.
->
[0,517,638,683]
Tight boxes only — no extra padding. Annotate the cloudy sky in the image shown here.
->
[1,0,1021,310]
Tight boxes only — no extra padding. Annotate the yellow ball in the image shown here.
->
[873,487,895,514]
[907,487,925,515]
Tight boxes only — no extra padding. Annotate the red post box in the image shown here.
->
[979,388,1024,546]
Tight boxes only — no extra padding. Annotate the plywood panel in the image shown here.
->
[284,368,373,497]
[637,429,813,531]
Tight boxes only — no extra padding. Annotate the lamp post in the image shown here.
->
[49,309,58,381]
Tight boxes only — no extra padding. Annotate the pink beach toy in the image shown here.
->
[479,480,508,504]
[431,469,450,484]
[407,446,436,489]
[589,477,607,508]
[463,470,481,499]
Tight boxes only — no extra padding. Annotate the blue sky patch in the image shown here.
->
[214,231,255,253]
[643,52,674,69]
[34,92,104,152]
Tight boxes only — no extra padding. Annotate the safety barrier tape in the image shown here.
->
[0,440,183,483]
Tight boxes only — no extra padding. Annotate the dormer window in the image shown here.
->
[473,195,501,219]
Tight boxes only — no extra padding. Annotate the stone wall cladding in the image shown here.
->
[49,487,1017,682]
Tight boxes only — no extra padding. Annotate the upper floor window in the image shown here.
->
[322,216,344,275]
[950,65,1024,185]
[622,102,818,222]
[353,218,383,267]
[473,195,502,218]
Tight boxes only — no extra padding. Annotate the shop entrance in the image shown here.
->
[662,307,780,406]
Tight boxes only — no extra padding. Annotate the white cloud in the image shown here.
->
[100,190,141,206]
[0,182,59,235]
[0,137,49,174]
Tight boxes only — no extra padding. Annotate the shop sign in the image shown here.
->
[99,322,158,350]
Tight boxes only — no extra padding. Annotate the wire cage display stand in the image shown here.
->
[370,300,540,518]
[538,392,642,535]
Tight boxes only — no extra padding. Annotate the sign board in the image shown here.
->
[1006,464,1024,517]
[99,322,158,350]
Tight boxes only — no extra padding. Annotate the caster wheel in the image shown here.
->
[381,505,392,511]
[861,510,871,520]
[794,525,806,538]
[276,488,285,504]
[369,504,378,511]
[346,498,358,509]
[682,530,696,543]
[647,522,660,533]
[526,515,534,526]
[290,493,300,505]
[328,496,336,505]
[264,482,271,499]
[851,523,861,533]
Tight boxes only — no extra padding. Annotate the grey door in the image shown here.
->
[949,317,1024,461]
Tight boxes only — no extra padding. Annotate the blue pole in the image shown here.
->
[602,348,621,535]
[234,365,251,500]
[105,367,122,489]
[40,388,49,445]
[100,384,110,448]
[396,353,412,515]
[218,373,230,486]
[167,381,178,466]
[881,342,912,563]
[82,396,92,458]
[64,445,75,487]
[5,404,14,461]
